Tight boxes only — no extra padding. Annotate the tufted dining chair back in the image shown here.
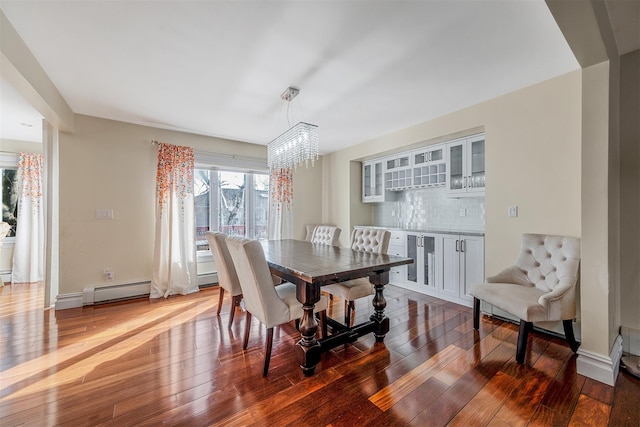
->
[469,233,581,364]
[310,225,341,246]
[349,227,390,254]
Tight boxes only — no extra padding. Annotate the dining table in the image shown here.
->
[261,239,413,376]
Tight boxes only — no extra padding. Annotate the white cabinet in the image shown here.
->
[412,144,447,188]
[405,232,440,295]
[384,154,412,191]
[362,159,385,203]
[441,234,484,304]
[446,134,485,197]
[387,230,407,285]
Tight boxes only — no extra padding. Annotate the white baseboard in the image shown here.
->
[1,271,11,285]
[576,334,623,386]
[55,292,84,310]
[55,274,220,310]
[620,325,640,356]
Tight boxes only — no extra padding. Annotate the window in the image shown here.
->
[1,168,18,238]
[195,169,269,251]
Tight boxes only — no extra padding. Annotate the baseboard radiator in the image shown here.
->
[83,282,151,305]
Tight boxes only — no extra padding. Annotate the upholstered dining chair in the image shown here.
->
[304,224,319,241]
[205,231,243,327]
[322,227,391,327]
[0,222,11,286]
[226,235,328,376]
[469,233,581,364]
[310,225,341,246]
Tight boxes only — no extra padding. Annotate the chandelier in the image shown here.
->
[267,87,318,171]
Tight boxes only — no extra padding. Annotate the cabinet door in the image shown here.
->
[467,136,485,193]
[441,235,460,297]
[406,233,419,285]
[422,235,437,290]
[362,162,372,200]
[460,236,484,301]
[374,161,384,196]
[446,141,465,194]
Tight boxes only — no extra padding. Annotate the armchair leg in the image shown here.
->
[243,312,252,350]
[473,298,480,330]
[217,287,225,316]
[563,319,580,353]
[263,327,274,377]
[516,320,532,364]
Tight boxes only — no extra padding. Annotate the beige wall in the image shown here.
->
[292,157,324,240]
[619,50,640,331]
[325,71,582,276]
[58,114,269,295]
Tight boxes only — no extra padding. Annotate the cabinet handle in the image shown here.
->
[461,240,465,252]
[456,240,459,252]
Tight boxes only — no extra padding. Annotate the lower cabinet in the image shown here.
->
[441,234,485,304]
[386,229,484,308]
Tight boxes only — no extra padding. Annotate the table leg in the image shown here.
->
[295,279,322,376]
[370,270,390,342]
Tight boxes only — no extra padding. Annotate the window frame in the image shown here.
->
[194,155,269,261]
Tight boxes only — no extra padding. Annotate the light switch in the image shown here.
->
[96,209,114,219]
[508,205,518,217]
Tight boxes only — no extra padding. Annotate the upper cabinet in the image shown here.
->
[362,159,385,203]
[446,134,485,197]
[412,145,446,188]
[384,153,412,191]
[361,133,485,202]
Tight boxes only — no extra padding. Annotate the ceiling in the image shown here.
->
[0,1,586,153]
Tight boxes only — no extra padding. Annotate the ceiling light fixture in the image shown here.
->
[267,87,318,171]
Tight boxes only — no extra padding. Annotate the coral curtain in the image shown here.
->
[268,168,293,240]
[12,153,44,283]
[151,143,198,298]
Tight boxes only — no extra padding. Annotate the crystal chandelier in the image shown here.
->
[267,87,318,171]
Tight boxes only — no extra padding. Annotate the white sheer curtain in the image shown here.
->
[150,143,198,298]
[268,168,293,240]
[12,153,44,283]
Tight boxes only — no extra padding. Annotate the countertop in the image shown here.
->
[355,225,485,237]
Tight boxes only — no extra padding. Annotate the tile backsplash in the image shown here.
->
[373,187,484,232]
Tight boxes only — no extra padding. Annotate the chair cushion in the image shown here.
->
[276,282,329,320]
[469,282,548,322]
[322,278,373,301]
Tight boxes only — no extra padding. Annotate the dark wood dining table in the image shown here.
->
[261,239,413,376]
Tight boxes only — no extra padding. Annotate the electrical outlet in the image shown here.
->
[459,208,466,217]
[104,269,114,280]
[508,205,518,217]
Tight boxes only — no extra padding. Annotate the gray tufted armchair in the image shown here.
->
[322,227,391,326]
[469,233,581,364]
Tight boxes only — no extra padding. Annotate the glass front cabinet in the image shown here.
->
[446,134,485,196]
[362,159,384,203]
[406,232,440,294]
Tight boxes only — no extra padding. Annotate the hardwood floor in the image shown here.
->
[1,282,638,426]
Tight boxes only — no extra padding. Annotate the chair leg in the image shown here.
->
[318,310,327,339]
[228,295,241,328]
[243,312,252,350]
[263,327,274,377]
[217,287,225,316]
[345,300,355,327]
[516,320,532,364]
[563,319,580,353]
[473,297,480,330]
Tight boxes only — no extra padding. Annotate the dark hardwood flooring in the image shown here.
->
[1,282,638,426]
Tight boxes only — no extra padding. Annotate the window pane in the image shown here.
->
[219,171,246,237]
[253,174,269,240]
[1,169,18,237]
[194,169,211,250]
